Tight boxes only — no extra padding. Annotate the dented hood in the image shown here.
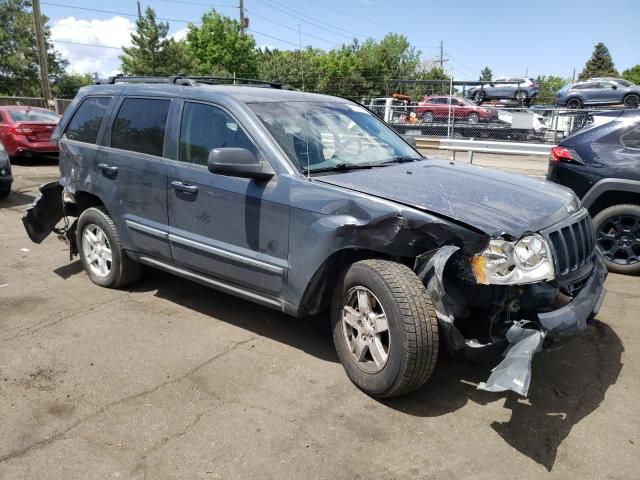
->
[315,159,579,237]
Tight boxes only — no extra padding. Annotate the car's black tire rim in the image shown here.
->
[597,214,640,265]
[624,94,639,108]
[474,92,484,103]
[516,90,527,101]
[567,98,581,109]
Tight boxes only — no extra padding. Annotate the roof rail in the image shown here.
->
[96,74,287,89]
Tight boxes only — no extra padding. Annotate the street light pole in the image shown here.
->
[32,0,52,107]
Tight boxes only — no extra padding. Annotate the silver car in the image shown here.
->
[556,80,640,108]
[468,77,539,104]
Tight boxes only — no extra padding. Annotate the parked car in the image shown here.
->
[23,76,606,398]
[468,77,539,104]
[547,109,640,274]
[556,80,640,109]
[0,141,12,199]
[0,106,60,160]
[415,95,499,123]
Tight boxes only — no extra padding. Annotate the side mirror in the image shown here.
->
[611,84,618,90]
[207,148,274,180]
[489,84,495,87]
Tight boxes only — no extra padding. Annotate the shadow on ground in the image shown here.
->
[57,262,624,471]
[0,191,35,208]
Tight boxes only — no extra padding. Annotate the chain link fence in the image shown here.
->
[0,96,73,114]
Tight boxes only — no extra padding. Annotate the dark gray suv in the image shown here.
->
[23,76,607,398]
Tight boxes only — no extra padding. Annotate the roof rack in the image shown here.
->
[96,74,287,89]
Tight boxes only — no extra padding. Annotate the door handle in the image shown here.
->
[170,180,199,194]
[98,163,118,174]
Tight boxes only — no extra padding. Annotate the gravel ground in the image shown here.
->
[0,160,638,479]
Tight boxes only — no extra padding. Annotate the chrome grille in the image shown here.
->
[542,210,596,276]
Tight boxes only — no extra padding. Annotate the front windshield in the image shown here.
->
[248,101,421,172]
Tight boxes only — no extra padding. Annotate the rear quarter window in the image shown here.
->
[64,97,112,144]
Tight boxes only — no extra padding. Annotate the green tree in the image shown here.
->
[535,75,569,104]
[120,7,194,75]
[578,42,618,80]
[185,10,258,76]
[51,72,94,98]
[410,66,451,98]
[621,65,640,85]
[479,66,492,81]
[0,0,68,97]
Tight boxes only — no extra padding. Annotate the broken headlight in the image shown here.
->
[471,234,555,285]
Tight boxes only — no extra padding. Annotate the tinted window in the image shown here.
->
[621,125,640,150]
[64,97,111,144]
[425,98,437,104]
[179,102,256,166]
[0,112,4,123]
[111,98,170,156]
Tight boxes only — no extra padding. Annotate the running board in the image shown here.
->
[138,256,284,311]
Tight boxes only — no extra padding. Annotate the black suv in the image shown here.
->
[547,109,640,275]
[23,76,606,398]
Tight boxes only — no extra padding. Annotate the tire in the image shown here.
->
[473,90,485,104]
[421,111,434,123]
[0,186,9,199]
[515,90,528,102]
[76,206,142,288]
[623,94,639,109]
[467,112,480,124]
[331,259,439,398]
[566,97,582,109]
[592,204,640,275]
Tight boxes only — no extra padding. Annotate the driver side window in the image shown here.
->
[179,102,257,166]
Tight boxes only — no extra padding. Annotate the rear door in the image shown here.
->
[167,100,289,298]
[95,96,173,260]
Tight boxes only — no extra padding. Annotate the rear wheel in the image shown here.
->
[473,91,485,104]
[623,94,639,109]
[515,90,528,102]
[593,204,640,275]
[77,207,142,288]
[467,112,480,124]
[331,259,439,398]
[566,97,582,109]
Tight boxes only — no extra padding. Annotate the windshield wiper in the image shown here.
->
[303,162,379,174]
[380,156,424,164]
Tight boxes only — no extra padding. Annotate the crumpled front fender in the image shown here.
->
[22,181,63,244]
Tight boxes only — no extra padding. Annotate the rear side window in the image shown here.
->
[64,97,112,144]
[179,102,256,166]
[621,125,640,150]
[111,98,170,156]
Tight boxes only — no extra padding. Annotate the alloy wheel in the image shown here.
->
[341,286,390,373]
[81,223,113,277]
[597,214,640,265]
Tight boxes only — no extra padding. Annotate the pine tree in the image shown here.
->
[120,7,193,75]
[578,43,618,80]
[479,66,492,82]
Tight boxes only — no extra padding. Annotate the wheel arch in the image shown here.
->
[581,179,640,216]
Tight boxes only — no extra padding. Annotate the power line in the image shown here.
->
[53,39,124,50]
[41,2,196,24]
[156,0,237,7]
[246,9,341,46]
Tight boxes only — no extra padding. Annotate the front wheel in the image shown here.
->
[473,91,485,104]
[467,112,480,124]
[421,111,434,123]
[77,207,142,288]
[593,204,640,275]
[331,259,439,398]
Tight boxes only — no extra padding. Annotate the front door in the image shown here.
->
[168,101,289,298]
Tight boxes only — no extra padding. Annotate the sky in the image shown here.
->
[44,0,640,80]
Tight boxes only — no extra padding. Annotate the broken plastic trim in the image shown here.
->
[477,321,545,397]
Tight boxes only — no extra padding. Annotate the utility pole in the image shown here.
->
[572,68,576,82]
[32,0,52,107]
[298,24,304,91]
[439,40,443,69]
[137,0,142,19]
[239,0,245,34]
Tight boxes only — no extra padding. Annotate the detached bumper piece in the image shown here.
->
[477,255,607,396]
[22,181,64,243]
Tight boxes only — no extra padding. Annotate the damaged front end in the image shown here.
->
[415,211,607,397]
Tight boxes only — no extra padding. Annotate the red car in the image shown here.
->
[0,106,60,159]
[415,95,498,124]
